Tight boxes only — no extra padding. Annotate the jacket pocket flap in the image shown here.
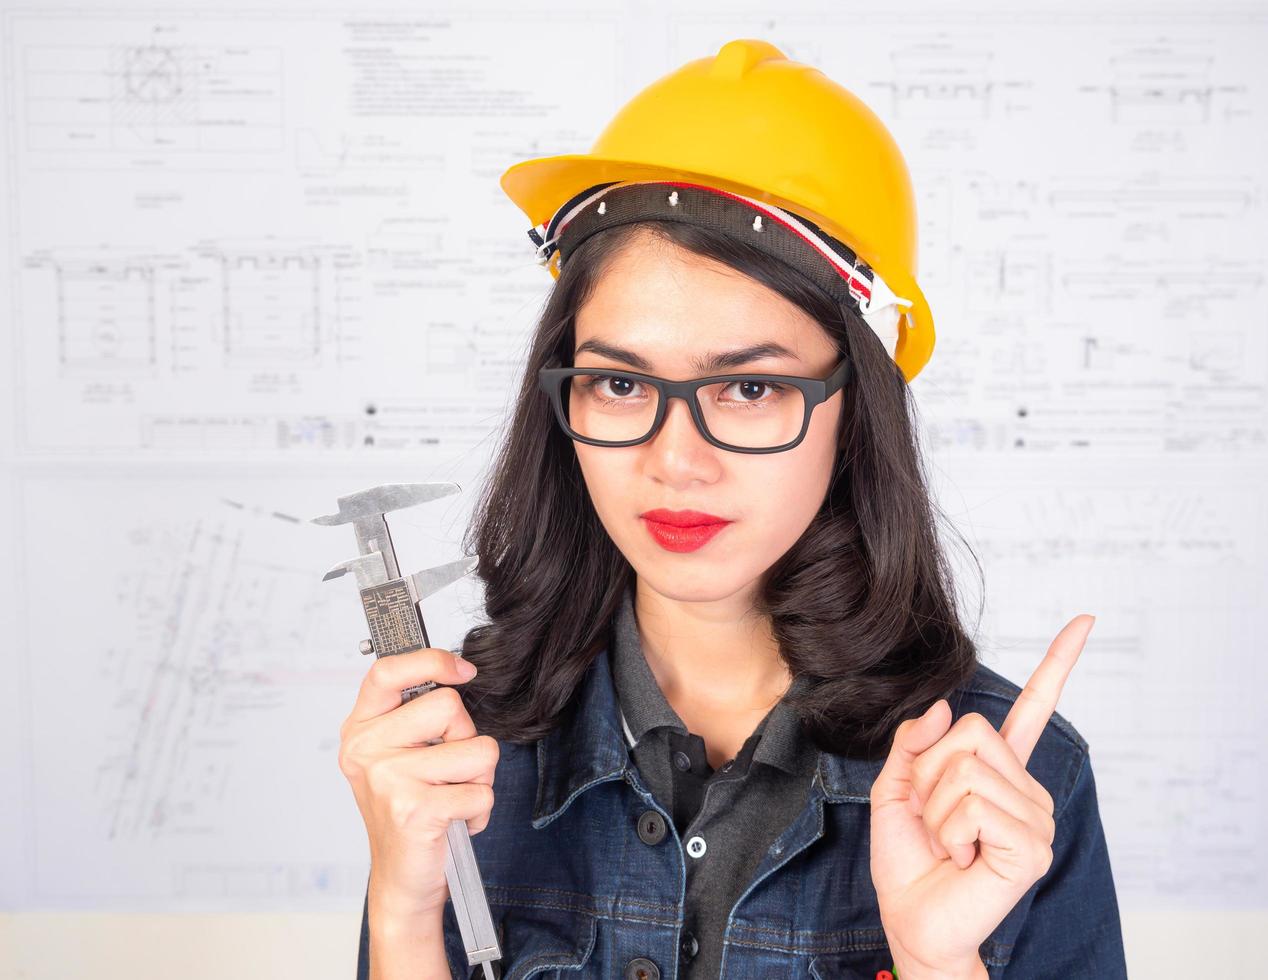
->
[500,904,597,980]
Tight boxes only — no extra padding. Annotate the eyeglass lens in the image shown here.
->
[561,372,806,450]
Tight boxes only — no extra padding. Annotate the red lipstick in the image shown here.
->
[639,508,733,553]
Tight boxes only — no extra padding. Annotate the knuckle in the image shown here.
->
[431,647,456,671]
[949,750,977,782]
[436,684,464,713]
[337,737,365,777]
[474,781,495,811]
[1019,683,1048,708]
[338,733,368,775]
[479,735,500,768]
[387,792,421,829]
[361,753,389,788]
[431,679,461,709]
[960,712,994,738]
[1034,842,1054,878]
[367,655,395,687]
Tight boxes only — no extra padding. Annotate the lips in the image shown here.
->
[639,509,733,553]
[639,508,731,527]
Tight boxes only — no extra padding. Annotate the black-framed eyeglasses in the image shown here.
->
[536,357,851,454]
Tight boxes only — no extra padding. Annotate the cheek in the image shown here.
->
[574,445,632,521]
[742,442,835,537]
[748,403,840,527]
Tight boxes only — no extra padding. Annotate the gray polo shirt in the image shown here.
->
[609,584,817,980]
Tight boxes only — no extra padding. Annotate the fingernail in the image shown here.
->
[457,659,477,679]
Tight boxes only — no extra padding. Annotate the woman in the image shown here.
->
[342,40,1127,980]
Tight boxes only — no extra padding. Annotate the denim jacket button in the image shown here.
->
[673,750,692,771]
[686,835,707,858]
[624,956,661,979]
[636,809,668,845]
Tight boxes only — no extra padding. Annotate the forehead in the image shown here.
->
[572,235,826,357]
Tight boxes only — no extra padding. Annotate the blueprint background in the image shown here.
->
[0,2,1264,973]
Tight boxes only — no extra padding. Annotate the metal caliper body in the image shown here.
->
[312,482,501,980]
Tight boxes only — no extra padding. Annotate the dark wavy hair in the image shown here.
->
[456,219,984,758]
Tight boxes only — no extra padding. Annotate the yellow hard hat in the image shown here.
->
[499,38,934,383]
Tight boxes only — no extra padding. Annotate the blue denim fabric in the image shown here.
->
[357,645,1127,980]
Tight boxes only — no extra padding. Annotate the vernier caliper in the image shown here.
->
[312,482,501,980]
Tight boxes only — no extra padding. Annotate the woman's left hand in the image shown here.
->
[869,614,1095,980]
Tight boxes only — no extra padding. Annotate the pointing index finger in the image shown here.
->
[999,614,1094,769]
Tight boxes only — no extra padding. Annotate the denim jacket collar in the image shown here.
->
[532,643,885,829]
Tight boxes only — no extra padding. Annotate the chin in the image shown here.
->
[627,561,761,604]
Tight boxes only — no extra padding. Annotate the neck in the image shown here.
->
[632,576,793,718]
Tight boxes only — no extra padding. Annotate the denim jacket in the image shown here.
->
[357,644,1127,980]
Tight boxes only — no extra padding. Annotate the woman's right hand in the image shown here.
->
[338,648,499,920]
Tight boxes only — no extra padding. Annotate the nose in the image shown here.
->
[643,394,721,481]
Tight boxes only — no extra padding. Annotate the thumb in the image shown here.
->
[871,699,952,808]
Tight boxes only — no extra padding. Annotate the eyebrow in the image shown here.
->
[572,338,801,374]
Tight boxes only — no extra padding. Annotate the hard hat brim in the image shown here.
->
[501,153,934,383]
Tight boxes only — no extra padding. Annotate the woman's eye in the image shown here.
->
[584,375,641,399]
[721,380,783,403]
[603,376,636,397]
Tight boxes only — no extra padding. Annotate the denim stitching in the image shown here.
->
[1052,745,1089,823]
[486,886,681,920]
